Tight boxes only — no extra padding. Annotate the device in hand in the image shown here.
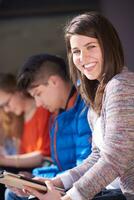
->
[0,170,65,196]
[0,170,47,192]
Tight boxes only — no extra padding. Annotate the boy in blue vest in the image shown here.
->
[5,54,92,200]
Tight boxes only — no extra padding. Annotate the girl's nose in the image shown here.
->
[79,51,88,64]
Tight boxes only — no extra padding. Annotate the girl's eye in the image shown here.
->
[72,50,80,55]
[87,45,96,50]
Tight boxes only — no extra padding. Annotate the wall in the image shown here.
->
[0,15,69,73]
[101,0,134,71]
[0,0,133,72]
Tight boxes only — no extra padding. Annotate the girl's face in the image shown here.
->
[5,92,25,116]
[0,90,12,108]
[0,90,25,116]
[70,34,103,81]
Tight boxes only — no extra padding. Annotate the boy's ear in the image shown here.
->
[48,75,60,86]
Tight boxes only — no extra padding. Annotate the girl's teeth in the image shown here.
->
[84,63,95,68]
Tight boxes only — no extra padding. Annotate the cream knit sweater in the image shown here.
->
[60,68,134,200]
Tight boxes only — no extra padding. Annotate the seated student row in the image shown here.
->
[0,55,92,200]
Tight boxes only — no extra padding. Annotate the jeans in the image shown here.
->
[5,189,28,200]
[5,188,127,200]
[93,189,127,200]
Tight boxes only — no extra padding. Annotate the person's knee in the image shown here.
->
[5,189,14,200]
[5,189,21,200]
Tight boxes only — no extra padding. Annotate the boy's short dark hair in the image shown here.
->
[17,54,69,92]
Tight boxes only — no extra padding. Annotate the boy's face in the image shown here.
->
[28,77,61,113]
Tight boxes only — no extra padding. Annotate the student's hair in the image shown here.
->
[0,73,31,98]
[64,12,124,114]
[0,107,23,139]
[17,53,70,91]
[0,73,17,93]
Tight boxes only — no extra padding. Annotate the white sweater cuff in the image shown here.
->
[58,171,73,190]
[67,186,83,200]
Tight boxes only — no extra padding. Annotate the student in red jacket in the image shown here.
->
[0,73,51,171]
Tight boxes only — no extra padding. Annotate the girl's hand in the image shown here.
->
[6,177,50,197]
[24,180,62,200]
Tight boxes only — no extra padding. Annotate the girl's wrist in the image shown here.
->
[52,177,64,189]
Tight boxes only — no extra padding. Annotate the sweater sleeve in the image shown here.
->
[64,75,134,200]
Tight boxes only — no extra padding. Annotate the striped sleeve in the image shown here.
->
[62,72,134,200]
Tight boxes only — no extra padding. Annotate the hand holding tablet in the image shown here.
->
[0,170,65,196]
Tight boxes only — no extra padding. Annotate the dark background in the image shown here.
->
[0,0,133,73]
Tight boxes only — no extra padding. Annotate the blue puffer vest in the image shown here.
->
[33,94,92,178]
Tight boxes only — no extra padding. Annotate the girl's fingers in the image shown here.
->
[24,186,41,197]
[45,180,55,191]
[33,177,50,182]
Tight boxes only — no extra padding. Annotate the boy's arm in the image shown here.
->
[75,106,92,165]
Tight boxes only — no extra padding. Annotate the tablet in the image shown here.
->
[0,170,47,192]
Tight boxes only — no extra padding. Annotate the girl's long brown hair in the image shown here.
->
[0,108,23,139]
[65,12,124,115]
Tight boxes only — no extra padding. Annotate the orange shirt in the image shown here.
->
[19,107,51,156]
